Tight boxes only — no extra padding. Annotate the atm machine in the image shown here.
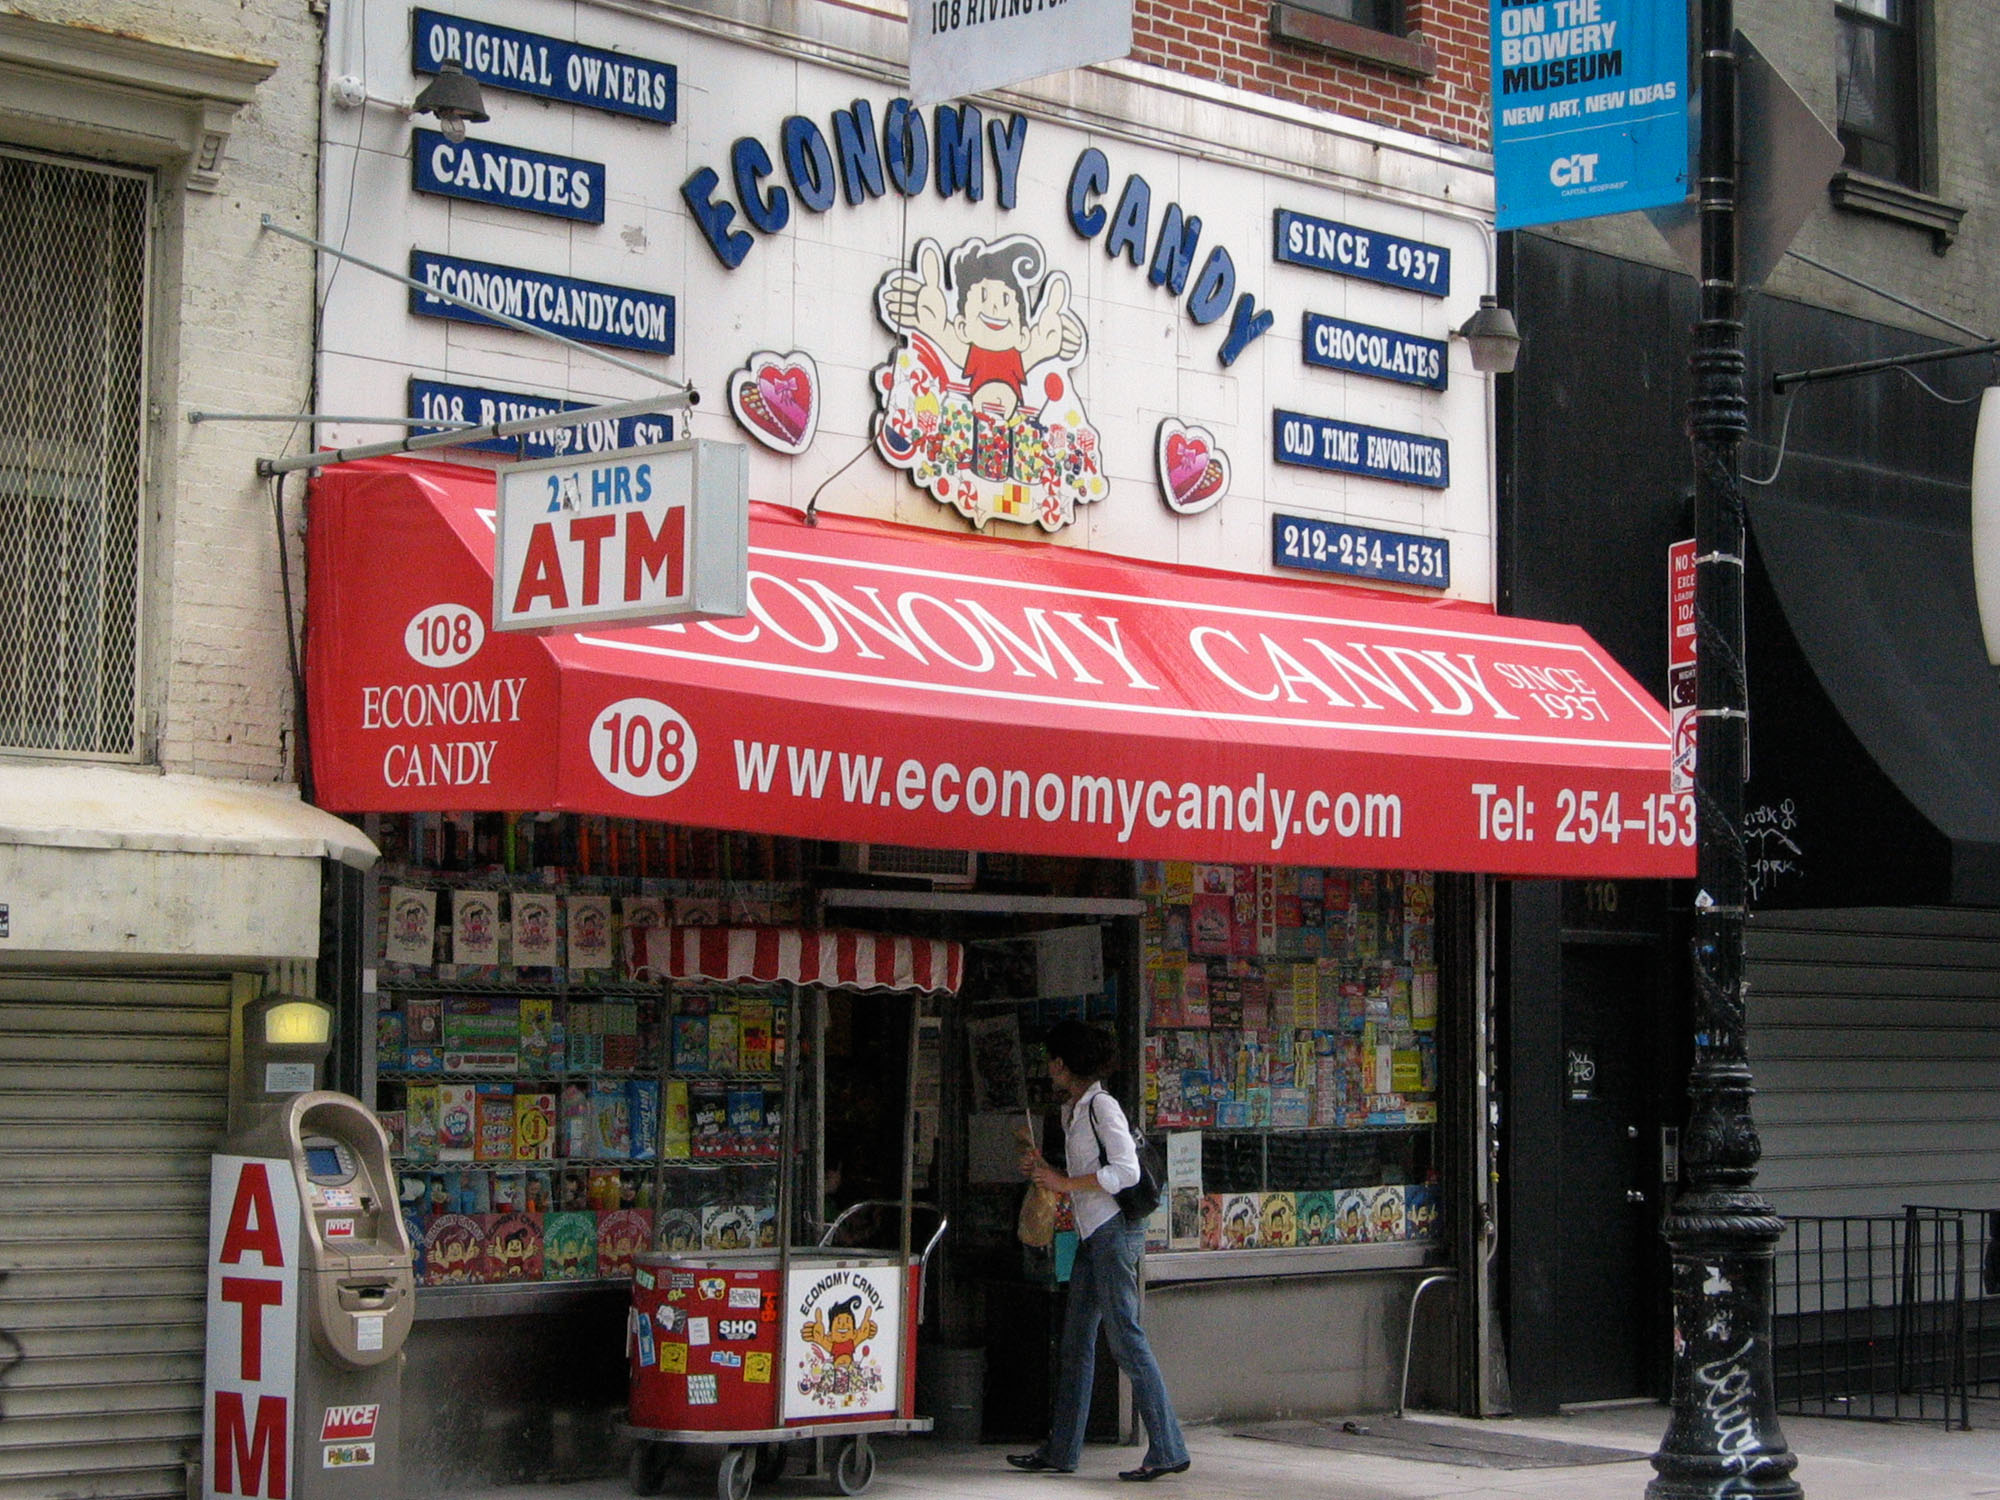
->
[204,994,415,1499]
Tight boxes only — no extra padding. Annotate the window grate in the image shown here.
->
[0,150,149,758]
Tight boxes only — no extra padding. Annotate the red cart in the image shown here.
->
[620,927,962,1500]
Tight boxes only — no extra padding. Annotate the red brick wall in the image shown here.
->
[1131,0,1490,151]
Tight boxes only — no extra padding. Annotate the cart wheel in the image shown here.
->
[719,1445,755,1500]
[831,1436,874,1496]
[629,1441,671,1497]
[753,1443,787,1482]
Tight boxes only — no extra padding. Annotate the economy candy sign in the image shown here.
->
[1492,0,1688,229]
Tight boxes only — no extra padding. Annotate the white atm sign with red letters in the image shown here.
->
[204,1157,302,1500]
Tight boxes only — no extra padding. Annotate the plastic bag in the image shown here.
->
[1017,1183,1059,1247]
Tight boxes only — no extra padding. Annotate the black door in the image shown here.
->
[1550,942,1659,1403]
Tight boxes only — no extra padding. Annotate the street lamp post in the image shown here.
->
[1646,2,1802,1497]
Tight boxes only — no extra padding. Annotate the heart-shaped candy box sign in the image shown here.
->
[1156,418,1231,515]
[728,350,820,456]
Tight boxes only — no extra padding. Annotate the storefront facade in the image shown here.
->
[306,0,1686,1480]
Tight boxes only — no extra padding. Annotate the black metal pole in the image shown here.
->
[1648,2,1801,1495]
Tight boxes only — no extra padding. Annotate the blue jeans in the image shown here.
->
[1042,1217,1188,1470]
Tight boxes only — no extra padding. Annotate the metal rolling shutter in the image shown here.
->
[1747,907,2000,1217]
[0,975,233,1500]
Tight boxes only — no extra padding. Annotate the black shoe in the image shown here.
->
[1007,1453,1073,1473]
[1118,1460,1191,1482]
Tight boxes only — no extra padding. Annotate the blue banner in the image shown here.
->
[1492,0,1688,229]
[408,251,675,355]
[1273,210,1451,297]
[413,9,677,125]
[1273,514,1451,589]
[1273,410,1448,489]
[407,378,677,457]
[1301,313,1447,390]
[412,129,605,223]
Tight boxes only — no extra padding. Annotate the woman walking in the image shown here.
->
[1008,1020,1190,1482]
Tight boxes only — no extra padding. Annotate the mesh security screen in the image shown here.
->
[0,151,148,757]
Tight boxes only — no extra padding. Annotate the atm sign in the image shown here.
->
[321,1404,380,1441]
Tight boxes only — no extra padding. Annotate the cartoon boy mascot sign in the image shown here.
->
[874,234,1106,532]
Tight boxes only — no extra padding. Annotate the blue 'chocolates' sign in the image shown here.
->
[1273,409,1449,489]
[1302,313,1447,390]
[412,129,606,223]
[408,250,675,355]
[413,9,677,125]
[1273,209,1451,297]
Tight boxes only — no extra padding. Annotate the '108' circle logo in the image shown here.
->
[590,697,696,797]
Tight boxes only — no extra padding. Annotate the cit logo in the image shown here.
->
[1550,153,1600,187]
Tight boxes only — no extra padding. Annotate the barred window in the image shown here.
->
[0,150,148,758]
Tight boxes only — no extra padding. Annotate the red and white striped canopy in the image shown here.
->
[646,925,964,995]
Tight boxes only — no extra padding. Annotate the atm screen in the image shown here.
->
[305,1145,345,1179]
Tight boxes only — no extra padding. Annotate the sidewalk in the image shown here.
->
[437,1403,2000,1500]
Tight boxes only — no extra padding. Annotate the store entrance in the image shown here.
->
[1550,941,1663,1403]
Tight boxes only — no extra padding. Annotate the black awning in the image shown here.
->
[1747,454,2000,907]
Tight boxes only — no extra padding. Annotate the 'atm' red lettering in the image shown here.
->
[218,1163,286,1267]
[220,1277,285,1381]
[213,1390,288,1498]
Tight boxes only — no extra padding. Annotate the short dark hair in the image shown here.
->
[1044,1020,1116,1080]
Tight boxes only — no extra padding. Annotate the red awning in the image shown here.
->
[647,926,964,994]
[305,457,1691,879]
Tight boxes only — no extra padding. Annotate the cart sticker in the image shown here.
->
[784,1265,902,1421]
[711,1350,742,1368]
[728,1287,761,1309]
[661,1342,687,1373]
[655,1305,687,1335]
[688,1317,711,1346]
[718,1319,758,1341]
[634,1268,656,1290]
[745,1352,773,1384]
[321,1405,380,1441]
[667,1288,686,1302]
[670,1273,696,1289]
[697,1277,726,1301]
[636,1312,657,1368]
[323,1442,376,1468]
[687,1374,719,1405]
[762,1292,779,1321]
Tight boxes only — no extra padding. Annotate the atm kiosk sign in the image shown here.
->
[493,440,749,633]
[204,1156,302,1500]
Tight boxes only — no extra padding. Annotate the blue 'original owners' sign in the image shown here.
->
[408,378,677,457]
[1273,210,1451,297]
[412,129,606,223]
[408,250,675,355]
[1302,313,1447,391]
[1492,0,1687,229]
[1273,409,1448,489]
[413,9,677,125]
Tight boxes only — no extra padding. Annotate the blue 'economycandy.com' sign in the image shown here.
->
[1492,0,1688,230]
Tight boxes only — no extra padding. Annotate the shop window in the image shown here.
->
[1140,863,1442,1257]
[1835,0,1924,189]
[0,150,148,758]
[1267,0,1435,78]
[1285,0,1404,31]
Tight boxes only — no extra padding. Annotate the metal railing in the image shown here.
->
[1773,1207,2000,1428]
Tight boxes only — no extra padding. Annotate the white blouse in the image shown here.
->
[1060,1081,1140,1240]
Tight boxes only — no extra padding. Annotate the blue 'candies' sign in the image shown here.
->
[1302,313,1447,390]
[408,378,677,457]
[408,250,675,355]
[413,9,677,125]
[1273,409,1448,489]
[1273,210,1451,297]
[412,129,605,224]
